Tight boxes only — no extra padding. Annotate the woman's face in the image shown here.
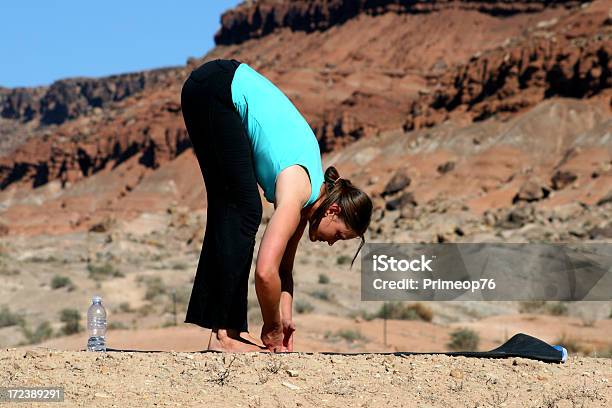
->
[309,203,357,246]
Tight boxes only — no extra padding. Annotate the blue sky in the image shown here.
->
[0,0,243,88]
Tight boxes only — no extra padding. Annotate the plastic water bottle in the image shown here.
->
[87,296,107,352]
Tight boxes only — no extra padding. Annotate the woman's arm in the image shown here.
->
[279,218,306,351]
[279,217,306,310]
[256,165,310,350]
[255,203,300,328]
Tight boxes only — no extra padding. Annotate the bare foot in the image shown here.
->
[207,329,266,352]
[240,331,264,348]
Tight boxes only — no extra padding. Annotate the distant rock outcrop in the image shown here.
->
[215,0,582,46]
[0,0,610,238]
[0,67,183,125]
[404,33,611,130]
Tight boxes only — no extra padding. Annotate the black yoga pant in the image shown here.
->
[180,59,262,332]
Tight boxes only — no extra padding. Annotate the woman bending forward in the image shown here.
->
[180,59,373,352]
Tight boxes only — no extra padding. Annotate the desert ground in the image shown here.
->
[0,0,611,406]
[1,347,610,407]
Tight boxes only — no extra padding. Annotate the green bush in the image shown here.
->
[0,267,19,276]
[21,321,54,344]
[108,322,129,330]
[318,273,330,284]
[162,287,192,314]
[310,289,333,301]
[118,302,133,313]
[136,304,152,317]
[59,308,82,335]
[0,306,24,328]
[172,287,191,306]
[143,276,167,300]
[518,301,546,314]
[171,262,189,270]
[336,255,352,265]
[27,255,59,263]
[295,299,314,314]
[87,262,124,280]
[448,328,479,351]
[325,329,366,343]
[519,301,568,316]
[51,275,74,290]
[547,302,568,316]
[349,309,377,321]
[376,302,433,322]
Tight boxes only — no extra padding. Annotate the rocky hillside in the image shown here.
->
[215,0,584,45]
[0,0,610,359]
[0,0,609,237]
[0,67,182,125]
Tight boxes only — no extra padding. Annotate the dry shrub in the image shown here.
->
[448,328,480,351]
[376,302,433,322]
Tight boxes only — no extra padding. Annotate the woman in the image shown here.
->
[180,59,372,352]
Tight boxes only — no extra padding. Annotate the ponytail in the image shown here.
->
[309,166,373,268]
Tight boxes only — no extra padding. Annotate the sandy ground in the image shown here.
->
[3,315,607,407]
[32,314,612,354]
[1,348,610,407]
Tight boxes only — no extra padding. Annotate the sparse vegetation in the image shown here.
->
[376,302,433,322]
[349,309,377,321]
[318,273,330,284]
[546,302,568,316]
[519,301,568,316]
[173,287,191,306]
[20,321,54,344]
[118,302,133,313]
[0,306,24,328]
[142,276,168,300]
[336,255,352,265]
[26,255,60,263]
[246,297,259,311]
[59,308,82,335]
[325,329,367,343]
[171,262,189,270]
[310,289,333,301]
[579,312,596,327]
[518,301,546,314]
[555,333,584,353]
[108,322,129,330]
[162,287,193,314]
[0,267,19,276]
[596,346,612,358]
[295,299,314,314]
[87,262,124,280]
[448,328,480,351]
[136,304,152,317]
[51,275,75,290]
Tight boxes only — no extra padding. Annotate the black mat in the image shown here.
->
[104,333,567,363]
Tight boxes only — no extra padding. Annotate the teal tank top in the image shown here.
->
[230,63,324,208]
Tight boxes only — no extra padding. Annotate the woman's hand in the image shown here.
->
[282,318,296,352]
[261,322,284,352]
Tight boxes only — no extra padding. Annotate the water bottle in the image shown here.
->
[87,296,107,352]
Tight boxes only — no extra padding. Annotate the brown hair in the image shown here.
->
[308,166,373,268]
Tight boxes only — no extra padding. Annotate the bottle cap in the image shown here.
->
[92,295,102,304]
